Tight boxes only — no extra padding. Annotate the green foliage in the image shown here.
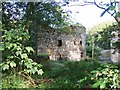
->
[86,22,120,59]
[36,60,100,89]
[90,63,120,89]
[1,75,28,88]
[116,12,120,17]
[88,22,120,50]
[2,2,70,54]
[86,45,101,59]
[1,60,119,89]
[86,32,102,59]
[0,25,43,75]
[89,22,113,49]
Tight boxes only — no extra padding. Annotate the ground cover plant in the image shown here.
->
[1,59,120,89]
[33,60,120,89]
[1,1,120,89]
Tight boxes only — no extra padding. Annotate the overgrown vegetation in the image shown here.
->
[0,23,43,88]
[2,60,119,89]
[36,60,119,89]
[1,0,120,89]
[0,24,43,75]
[86,22,120,59]
[90,63,120,88]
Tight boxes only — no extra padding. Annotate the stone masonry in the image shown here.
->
[37,25,86,61]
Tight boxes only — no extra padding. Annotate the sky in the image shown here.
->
[61,0,117,29]
[69,5,115,29]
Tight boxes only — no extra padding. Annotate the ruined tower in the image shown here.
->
[37,25,86,61]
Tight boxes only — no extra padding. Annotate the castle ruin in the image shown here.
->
[37,25,86,61]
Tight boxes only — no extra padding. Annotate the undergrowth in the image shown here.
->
[1,60,120,89]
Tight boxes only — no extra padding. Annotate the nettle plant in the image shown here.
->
[0,25,43,75]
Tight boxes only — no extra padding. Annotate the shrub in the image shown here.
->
[1,75,27,88]
[90,63,120,89]
[39,60,100,88]
[0,25,43,75]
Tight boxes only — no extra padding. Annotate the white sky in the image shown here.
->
[69,5,115,29]
[61,0,118,29]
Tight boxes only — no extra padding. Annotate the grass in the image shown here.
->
[33,60,101,89]
[1,60,120,89]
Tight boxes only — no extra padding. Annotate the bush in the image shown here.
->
[0,25,43,75]
[1,75,27,88]
[90,63,120,89]
[37,60,100,88]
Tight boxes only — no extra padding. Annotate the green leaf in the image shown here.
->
[78,77,87,83]
[21,53,28,59]
[26,69,31,73]
[16,51,22,56]
[92,81,101,88]
[31,68,36,74]
[33,67,38,71]
[100,83,106,88]
[0,43,4,50]
[16,46,21,50]
[116,12,120,17]
[25,47,34,53]
[10,61,16,68]
[7,43,13,49]
[2,64,9,70]
[18,37,22,40]
[0,62,4,66]
[13,43,17,47]
[32,62,37,65]
[37,69,44,75]
[109,6,115,10]
[27,58,33,62]
[25,62,32,68]
[7,56,14,59]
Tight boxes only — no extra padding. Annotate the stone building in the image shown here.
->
[37,25,86,61]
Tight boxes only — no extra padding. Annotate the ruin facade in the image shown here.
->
[37,25,86,61]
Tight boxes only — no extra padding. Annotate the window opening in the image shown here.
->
[58,40,62,47]
[80,41,82,45]
[81,52,84,57]
[74,41,76,45]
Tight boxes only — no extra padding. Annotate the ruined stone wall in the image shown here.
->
[37,25,86,61]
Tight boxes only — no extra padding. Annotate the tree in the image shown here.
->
[61,0,120,25]
[1,1,70,75]
[86,21,120,60]
[2,1,69,55]
[86,32,101,59]
[89,22,113,49]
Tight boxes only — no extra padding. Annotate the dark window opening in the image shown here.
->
[81,52,84,57]
[74,41,76,45]
[58,40,62,47]
[80,41,82,45]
